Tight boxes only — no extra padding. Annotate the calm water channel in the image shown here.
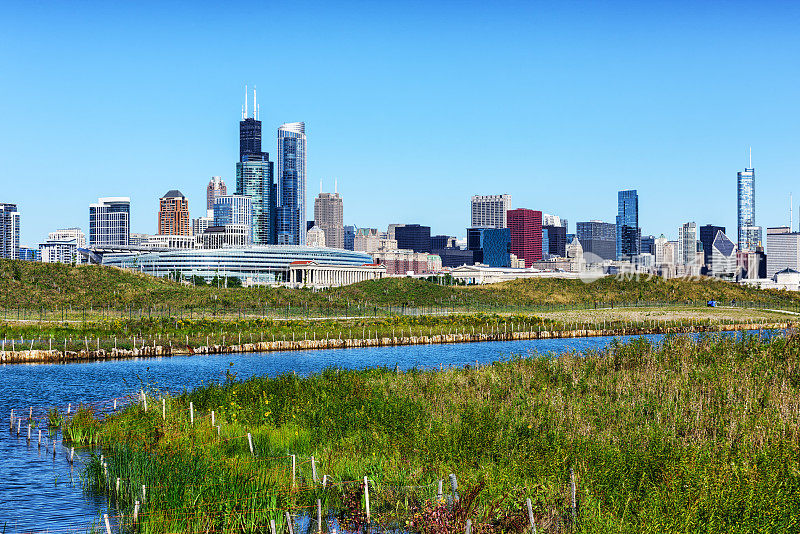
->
[0,332,770,532]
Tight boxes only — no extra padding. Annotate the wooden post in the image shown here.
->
[67,403,71,414]
[364,476,371,522]
[70,447,74,464]
[437,479,443,501]
[270,519,277,534]
[143,484,147,502]
[103,513,112,534]
[526,498,536,534]
[113,398,117,411]
[38,429,41,447]
[116,477,120,494]
[285,511,295,534]
[291,455,296,488]
[134,501,140,523]
[570,467,577,524]
[190,402,194,425]
[317,498,323,533]
[211,410,215,426]
[311,456,318,482]
[162,398,166,420]
[27,424,30,443]
[248,432,254,456]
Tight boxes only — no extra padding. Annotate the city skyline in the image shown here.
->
[3,2,800,246]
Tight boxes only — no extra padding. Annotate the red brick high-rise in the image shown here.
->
[158,190,190,236]
[508,208,542,267]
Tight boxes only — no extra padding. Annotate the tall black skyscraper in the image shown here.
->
[236,86,276,244]
[700,224,725,269]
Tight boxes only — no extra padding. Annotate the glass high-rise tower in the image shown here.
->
[738,159,761,251]
[89,197,130,246]
[235,87,275,244]
[0,203,20,259]
[616,189,640,260]
[276,122,306,245]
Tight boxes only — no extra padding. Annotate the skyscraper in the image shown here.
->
[89,197,130,246]
[314,192,344,248]
[235,88,275,245]
[213,194,252,242]
[276,122,307,245]
[206,177,226,216]
[576,221,616,261]
[471,194,511,228]
[699,224,725,268]
[677,222,698,266]
[507,208,542,267]
[738,154,761,251]
[395,224,431,253]
[0,203,20,259]
[158,190,190,236]
[467,227,510,267]
[237,154,275,244]
[239,86,262,162]
[616,189,640,260]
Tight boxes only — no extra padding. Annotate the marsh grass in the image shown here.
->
[86,333,800,533]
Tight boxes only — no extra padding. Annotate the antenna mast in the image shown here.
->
[749,146,752,169]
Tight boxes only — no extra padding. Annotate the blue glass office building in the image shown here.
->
[616,189,640,260]
[276,122,306,245]
[737,166,761,251]
[236,154,275,245]
[467,227,510,267]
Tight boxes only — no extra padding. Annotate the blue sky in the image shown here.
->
[2,1,799,246]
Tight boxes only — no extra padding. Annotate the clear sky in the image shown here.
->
[2,1,799,246]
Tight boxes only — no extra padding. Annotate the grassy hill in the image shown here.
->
[1,259,799,311]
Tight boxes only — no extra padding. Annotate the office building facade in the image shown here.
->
[543,225,567,258]
[576,221,616,261]
[236,154,275,245]
[158,190,190,236]
[206,177,226,216]
[467,227,510,267]
[395,224,431,253]
[343,225,356,251]
[213,194,252,240]
[616,189,640,260]
[507,208,542,267]
[276,122,306,245]
[471,194,511,228]
[314,192,344,249]
[738,165,761,251]
[677,222,698,266]
[699,225,725,269]
[766,227,800,278]
[89,197,130,246]
[707,230,737,278]
[0,203,20,260]
[192,216,213,237]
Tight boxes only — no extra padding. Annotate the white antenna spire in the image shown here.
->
[335,178,338,194]
[241,105,244,120]
[749,146,752,169]
[244,84,248,119]
[253,86,257,120]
